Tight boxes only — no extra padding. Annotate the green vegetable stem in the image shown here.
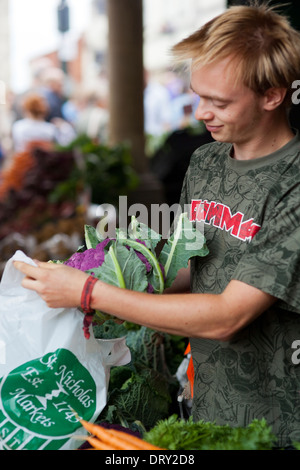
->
[118,238,165,294]
[107,245,126,289]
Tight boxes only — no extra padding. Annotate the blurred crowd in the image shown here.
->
[144,69,199,137]
[0,58,110,169]
[0,60,204,274]
[0,59,200,169]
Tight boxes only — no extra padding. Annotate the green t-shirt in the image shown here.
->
[179,133,300,447]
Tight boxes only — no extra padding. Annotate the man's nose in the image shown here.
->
[195,99,214,121]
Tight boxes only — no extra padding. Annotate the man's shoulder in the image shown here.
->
[190,140,230,166]
[193,140,229,155]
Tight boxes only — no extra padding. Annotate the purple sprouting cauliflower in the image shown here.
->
[64,238,112,271]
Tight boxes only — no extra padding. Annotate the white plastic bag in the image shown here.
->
[0,251,131,450]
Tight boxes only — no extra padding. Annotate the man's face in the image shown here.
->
[190,57,266,146]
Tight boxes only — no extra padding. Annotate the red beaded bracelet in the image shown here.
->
[81,275,98,339]
[81,275,98,314]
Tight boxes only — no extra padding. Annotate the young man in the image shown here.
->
[14,3,300,447]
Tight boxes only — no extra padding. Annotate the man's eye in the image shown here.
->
[212,100,227,109]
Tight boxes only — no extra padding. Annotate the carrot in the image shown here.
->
[80,420,142,450]
[106,429,163,450]
[85,435,119,450]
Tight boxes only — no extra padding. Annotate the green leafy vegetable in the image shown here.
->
[88,243,148,291]
[64,213,209,327]
[84,212,208,295]
[94,321,186,431]
[125,215,161,252]
[57,135,139,206]
[103,368,172,430]
[117,237,165,294]
[158,212,209,288]
[143,414,277,450]
[84,224,104,249]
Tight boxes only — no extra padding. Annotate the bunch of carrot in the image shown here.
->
[0,141,54,200]
[79,419,164,451]
[0,151,35,199]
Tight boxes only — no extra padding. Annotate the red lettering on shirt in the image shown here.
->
[238,218,261,242]
[190,199,261,242]
[220,206,243,237]
[206,201,224,227]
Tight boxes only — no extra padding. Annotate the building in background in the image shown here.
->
[2,0,226,98]
[143,0,225,71]
[28,0,226,93]
[0,0,10,87]
[81,0,226,85]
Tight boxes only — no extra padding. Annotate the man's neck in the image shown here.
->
[232,118,295,161]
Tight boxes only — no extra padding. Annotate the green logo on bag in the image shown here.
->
[0,349,96,450]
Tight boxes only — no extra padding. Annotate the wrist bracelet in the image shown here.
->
[81,275,98,314]
[81,275,98,340]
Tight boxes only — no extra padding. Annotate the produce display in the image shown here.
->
[0,145,85,280]
[79,415,277,451]
[0,149,35,200]
[56,135,138,207]
[0,146,79,240]
[0,137,138,279]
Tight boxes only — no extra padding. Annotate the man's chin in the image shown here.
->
[209,132,230,143]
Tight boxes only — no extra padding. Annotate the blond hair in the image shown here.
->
[172,2,300,100]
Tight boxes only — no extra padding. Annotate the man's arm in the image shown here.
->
[14,261,276,341]
[90,277,276,340]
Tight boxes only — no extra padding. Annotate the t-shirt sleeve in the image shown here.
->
[232,183,300,313]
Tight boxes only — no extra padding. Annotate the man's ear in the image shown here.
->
[263,87,287,110]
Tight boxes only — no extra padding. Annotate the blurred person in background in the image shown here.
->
[11,93,58,152]
[11,91,76,152]
[39,67,66,122]
[0,88,16,165]
[170,82,199,130]
[0,143,3,168]
[12,58,56,122]
[38,67,77,145]
[144,69,172,137]
[75,83,109,143]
